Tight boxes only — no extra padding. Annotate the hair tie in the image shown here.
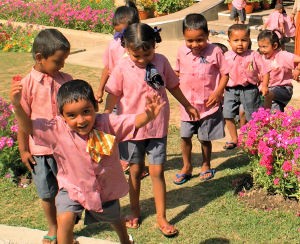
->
[153,26,161,33]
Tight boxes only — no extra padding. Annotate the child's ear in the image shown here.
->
[35,53,43,63]
[273,42,279,50]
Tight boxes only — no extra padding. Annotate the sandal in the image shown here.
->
[124,215,140,229]
[223,142,237,150]
[173,173,192,185]
[157,224,178,237]
[42,235,57,244]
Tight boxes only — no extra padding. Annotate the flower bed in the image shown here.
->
[0,0,114,34]
[0,21,39,52]
[238,107,300,200]
[0,87,27,181]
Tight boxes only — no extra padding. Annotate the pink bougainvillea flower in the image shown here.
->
[273,178,280,185]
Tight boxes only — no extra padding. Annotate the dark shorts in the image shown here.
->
[223,85,261,121]
[32,155,58,199]
[55,189,121,225]
[119,137,167,164]
[230,6,246,22]
[269,85,293,111]
[180,106,225,141]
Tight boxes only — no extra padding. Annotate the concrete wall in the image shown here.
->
[145,1,227,40]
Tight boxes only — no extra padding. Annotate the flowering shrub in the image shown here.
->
[0,21,38,52]
[0,95,27,181]
[0,0,114,34]
[155,0,194,14]
[238,107,300,200]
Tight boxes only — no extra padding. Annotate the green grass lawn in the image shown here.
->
[0,52,299,243]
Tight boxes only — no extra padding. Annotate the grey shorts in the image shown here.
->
[269,85,293,111]
[32,155,58,199]
[55,189,121,224]
[223,85,261,121]
[230,6,246,22]
[119,137,167,165]
[180,107,225,141]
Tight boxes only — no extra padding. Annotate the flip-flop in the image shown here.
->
[223,142,237,150]
[124,215,140,229]
[199,169,216,181]
[157,224,179,237]
[173,173,192,185]
[42,235,57,244]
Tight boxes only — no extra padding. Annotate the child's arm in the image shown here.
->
[206,74,229,108]
[168,86,199,120]
[135,94,166,128]
[104,93,119,113]
[10,81,33,135]
[17,130,35,171]
[293,56,300,81]
[96,66,109,103]
[260,72,270,96]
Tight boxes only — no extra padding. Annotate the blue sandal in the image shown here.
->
[173,173,192,185]
[200,169,216,181]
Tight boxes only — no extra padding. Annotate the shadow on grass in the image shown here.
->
[165,149,249,173]
[76,156,249,238]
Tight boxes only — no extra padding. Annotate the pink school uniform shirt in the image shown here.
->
[262,50,295,87]
[225,50,268,87]
[232,0,246,10]
[20,68,72,155]
[32,113,135,212]
[175,44,230,121]
[265,11,284,33]
[105,53,179,140]
[103,38,126,74]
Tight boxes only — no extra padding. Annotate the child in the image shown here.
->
[11,79,165,244]
[173,14,229,184]
[223,24,270,149]
[104,23,199,237]
[95,1,143,175]
[17,28,72,243]
[230,0,246,24]
[257,30,300,111]
[262,4,285,37]
[95,1,139,103]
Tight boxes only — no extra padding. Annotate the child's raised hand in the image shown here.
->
[10,75,23,106]
[145,94,166,121]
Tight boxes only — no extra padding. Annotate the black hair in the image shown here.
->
[57,79,98,114]
[212,42,228,53]
[257,29,282,50]
[32,28,70,60]
[228,24,250,37]
[182,14,209,35]
[123,23,162,51]
[112,1,140,27]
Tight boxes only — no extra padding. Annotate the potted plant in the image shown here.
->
[224,0,233,11]
[262,0,272,9]
[136,0,155,19]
